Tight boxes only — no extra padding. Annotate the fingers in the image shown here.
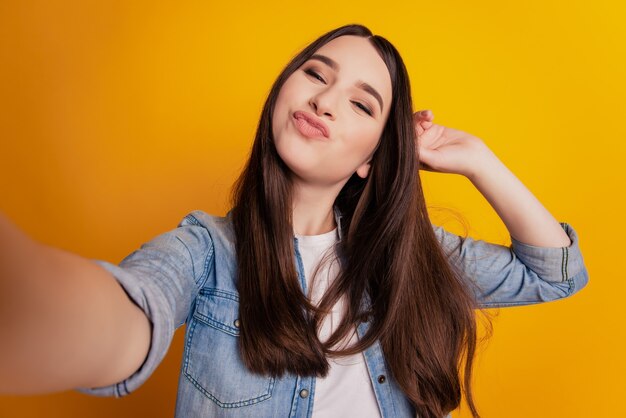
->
[416,123,432,136]
[419,109,433,120]
[414,109,434,121]
[414,110,434,135]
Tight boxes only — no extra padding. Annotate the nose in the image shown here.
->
[309,90,336,120]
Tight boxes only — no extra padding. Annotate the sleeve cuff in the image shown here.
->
[74,260,174,398]
[509,222,586,283]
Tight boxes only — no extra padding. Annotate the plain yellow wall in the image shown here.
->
[1,1,623,417]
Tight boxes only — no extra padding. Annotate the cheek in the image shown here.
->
[272,84,297,137]
[345,125,382,157]
[275,78,298,109]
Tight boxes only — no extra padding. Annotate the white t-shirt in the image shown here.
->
[295,227,382,418]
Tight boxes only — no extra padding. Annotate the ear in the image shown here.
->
[356,161,372,179]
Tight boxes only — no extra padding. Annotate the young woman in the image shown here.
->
[0,24,589,418]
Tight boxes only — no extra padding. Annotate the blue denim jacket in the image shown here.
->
[76,208,589,418]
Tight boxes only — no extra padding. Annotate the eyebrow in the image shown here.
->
[308,53,385,113]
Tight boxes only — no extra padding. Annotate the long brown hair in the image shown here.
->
[230,24,492,418]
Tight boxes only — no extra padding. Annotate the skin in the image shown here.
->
[274,35,571,248]
[0,31,572,398]
[272,35,392,236]
[415,110,571,247]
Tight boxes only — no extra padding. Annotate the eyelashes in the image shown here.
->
[303,68,373,117]
[305,68,325,83]
[353,100,373,116]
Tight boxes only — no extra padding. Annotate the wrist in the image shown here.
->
[466,148,503,183]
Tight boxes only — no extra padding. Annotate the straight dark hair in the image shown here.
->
[230,24,492,418]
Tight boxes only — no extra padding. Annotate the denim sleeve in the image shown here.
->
[74,213,214,397]
[432,222,589,308]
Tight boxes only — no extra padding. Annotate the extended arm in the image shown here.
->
[0,212,151,394]
[415,110,589,307]
[0,210,210,398]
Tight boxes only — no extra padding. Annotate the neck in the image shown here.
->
[291,181,341,236]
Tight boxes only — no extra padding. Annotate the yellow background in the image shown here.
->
[1,0,623,417]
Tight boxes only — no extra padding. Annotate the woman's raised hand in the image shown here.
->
[413,109,494,179]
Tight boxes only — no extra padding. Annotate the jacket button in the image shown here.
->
[377,375,386,384]
[299,389,309,398]
[234,319,241,328]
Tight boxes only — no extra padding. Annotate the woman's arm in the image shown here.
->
[414,109,571,248]
[466,151,571,247]
[413,110,588,307]
[0,212,152,394]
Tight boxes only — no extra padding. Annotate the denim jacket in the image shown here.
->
[76,208,589,418]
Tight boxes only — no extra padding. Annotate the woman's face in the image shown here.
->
[272,35,393,186]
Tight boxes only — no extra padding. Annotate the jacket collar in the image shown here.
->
[333,204,344,242]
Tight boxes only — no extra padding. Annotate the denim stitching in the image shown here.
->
[184,213,201,226]
[193,312,239,336]
[481,299,558,308]
[197,242,214,290]
[308,377,317,418]
[181,214,215,290]
[193,290,240,335]
[559,222,576,295]
[564,246,575,295]
[175,236,196,280]
[289,376,303,418]
[561,247,565,282]
[184,372,274,408]
[360,339,393,418]
[564,247,569,281]
[181,319,196,389]
[183,318,275,407]
[200,287,239,301]
[293,238,308,294]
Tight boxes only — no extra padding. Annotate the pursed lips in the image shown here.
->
[293,111,330,138]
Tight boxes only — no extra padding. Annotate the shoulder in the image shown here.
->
[179,209,228,229]
[177,209,238,288]
[177,210,235,246]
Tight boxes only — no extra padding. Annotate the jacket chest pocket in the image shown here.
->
[183,288,275,408]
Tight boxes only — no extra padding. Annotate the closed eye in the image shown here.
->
[304,68,374,117]
[353,102,373,116]
[304,68,325,83]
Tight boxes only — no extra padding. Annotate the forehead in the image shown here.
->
[311,36,392,107]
